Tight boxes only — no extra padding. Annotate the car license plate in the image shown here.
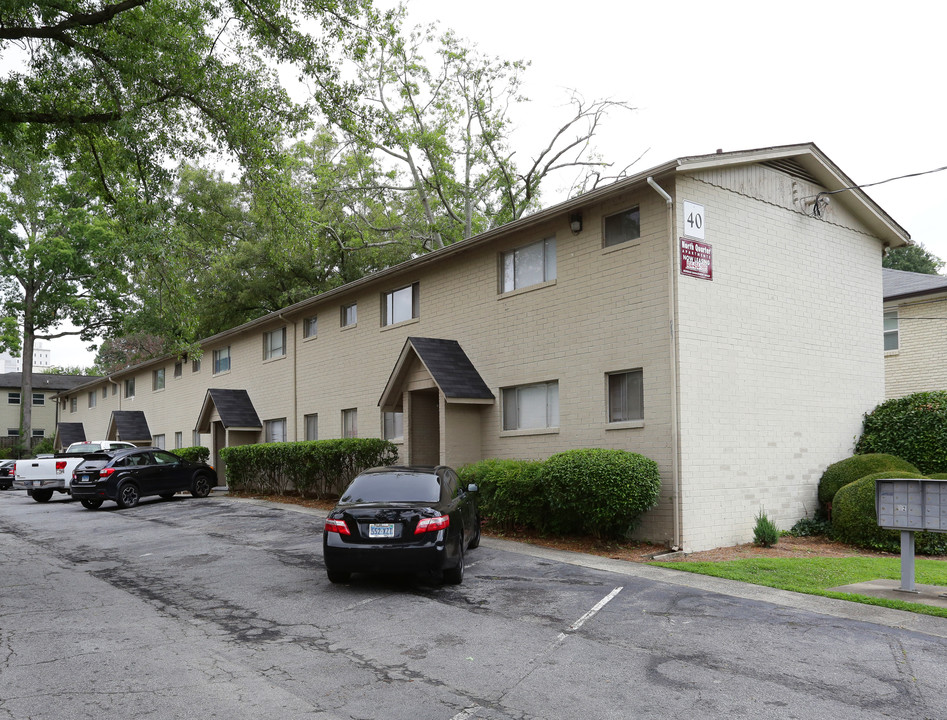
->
[369,523,395,538]
[81,475,89,482]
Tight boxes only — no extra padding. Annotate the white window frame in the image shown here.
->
[603,205,641,248]
[174,431,183,449]
[153,434,165,450]
[383,283,419,326]
[383,411,404,441]
[32,392,44,406]
[70,397,78,413]
[88,391,97,409]
[213,347,231,375]
[264,327,287,360]
[305,413,318,441]
[502,381,559,432]
[304,316,318,339]
[192,358,202,373]
[884,309,899,351]
[265,418,287,443]
[607,369,644,424]
[124,378,135,399]
[32,428,45,438]
[174,361,183,378]
[501,237,556,293]
[153,367,165,391]
[7,428,19,437]
[7,392,19,405]
[342,408,358,438]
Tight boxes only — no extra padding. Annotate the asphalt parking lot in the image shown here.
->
[2,490,946,720]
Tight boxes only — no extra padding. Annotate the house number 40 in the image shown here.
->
[683,201,705,240]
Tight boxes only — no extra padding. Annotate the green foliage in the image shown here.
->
[753,510,779,547]
[818,453,920,505]
[219,438,398,498]
[855,392,947,474]
[787,516,834,538]
[883,243,945,274]
[174,446,211,464]
[541,448,661,539]
[31,438,55,456]
[832,473,947,555]
[458,459,547,531]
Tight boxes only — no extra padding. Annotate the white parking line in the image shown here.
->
[450,705,481,719]
[557,587,624,642]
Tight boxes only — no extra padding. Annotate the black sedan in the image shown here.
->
[0,459,14,490]
[71,447,217,510]
[323,466,480,585]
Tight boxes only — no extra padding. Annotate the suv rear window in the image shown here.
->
[341,472,440,504]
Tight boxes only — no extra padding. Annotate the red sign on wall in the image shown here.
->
[680,238,713,280]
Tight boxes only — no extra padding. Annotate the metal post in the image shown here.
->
[898,530,918,594]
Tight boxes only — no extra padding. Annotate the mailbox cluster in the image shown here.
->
[876,478,947,532]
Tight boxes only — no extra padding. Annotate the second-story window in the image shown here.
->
[383,283,419,326]
[884,309,899,351]
[88,391,97,409]
[502,237,556,293]
[124,378,135,399]
[264,327,287,360]
[304,316,318,339]
[341,303,357,328]
[213,347,231,374]
[153,368,165,391]
[603,206,640,247]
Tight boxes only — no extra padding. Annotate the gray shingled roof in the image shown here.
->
[57,423,86,446]
[406,338,495,400]
[883,268,947,301]
[109,410,152,443]
[0,373,101,392]
[205,389,262,429]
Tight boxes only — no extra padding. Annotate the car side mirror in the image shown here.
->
[467,483,478,493]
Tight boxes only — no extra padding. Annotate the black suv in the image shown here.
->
[71,447,217,510]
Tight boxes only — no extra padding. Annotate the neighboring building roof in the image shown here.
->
[196,389,262,431]
[0,372,101,391]
[379,337,495,411]
[60,143,912,392]
[883,268,947,302]
[57,423,87,446]
[107,410,152,443]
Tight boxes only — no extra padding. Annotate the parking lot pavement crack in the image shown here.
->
[886,636,926,708]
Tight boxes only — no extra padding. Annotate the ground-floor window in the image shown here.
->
[305,413,318,441]
[502,381,559,431]
[265,418,287,443]
[607,369,643,422]
[153,434,165,449]
[383,411,403,441]
[174,431,183,449]
[342,408,358,438]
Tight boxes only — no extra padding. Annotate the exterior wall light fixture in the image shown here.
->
[569,213,583,234]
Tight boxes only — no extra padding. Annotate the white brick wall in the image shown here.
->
[884,294,947,398]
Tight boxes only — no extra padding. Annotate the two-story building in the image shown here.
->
[56,143,908,551]
[1,372,97,450]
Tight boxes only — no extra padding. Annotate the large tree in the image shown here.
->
[0,142,128,444]
[0,0,375,201]
[339,13,636,249]
[883,243,945,275]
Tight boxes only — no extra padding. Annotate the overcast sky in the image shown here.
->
[50,0,946,368]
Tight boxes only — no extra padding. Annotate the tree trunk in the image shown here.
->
[19,299,34,455]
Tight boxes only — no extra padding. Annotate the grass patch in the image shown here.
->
[651,556,947,618]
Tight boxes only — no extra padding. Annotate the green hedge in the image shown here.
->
[832,472,947,555]
[458,459,547,531]
[219,438,398,498]
[173,446,210,463]
[855,391,947,474]
[460,448,661,540]
[817,453,919,505]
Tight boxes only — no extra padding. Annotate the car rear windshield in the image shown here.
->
[341,472,440,504]
[66,443,102,453]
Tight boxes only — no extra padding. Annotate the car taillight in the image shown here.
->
[56,461,67,471]
[325,518,351,535]
[415,515,449,534]
[99,468,115,477]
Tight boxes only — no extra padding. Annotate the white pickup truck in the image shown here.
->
[14,441,137,502]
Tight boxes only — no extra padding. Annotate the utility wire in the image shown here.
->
[807,163,947,216]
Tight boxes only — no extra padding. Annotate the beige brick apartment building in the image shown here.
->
[883,268,947,399]
[56,143,908,551]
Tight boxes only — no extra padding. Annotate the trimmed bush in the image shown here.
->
[220,438,398,498]
[817,454,919,506]
[458,459,547,531]
[753,509,779,547]
[174,446,210,463]
[832,472,947,555]
[855,391,947,474]
[541,448,661,539]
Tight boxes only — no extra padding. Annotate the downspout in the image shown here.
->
[108,376,121,411]
[279,314,298,441]
[647,176,683,551]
